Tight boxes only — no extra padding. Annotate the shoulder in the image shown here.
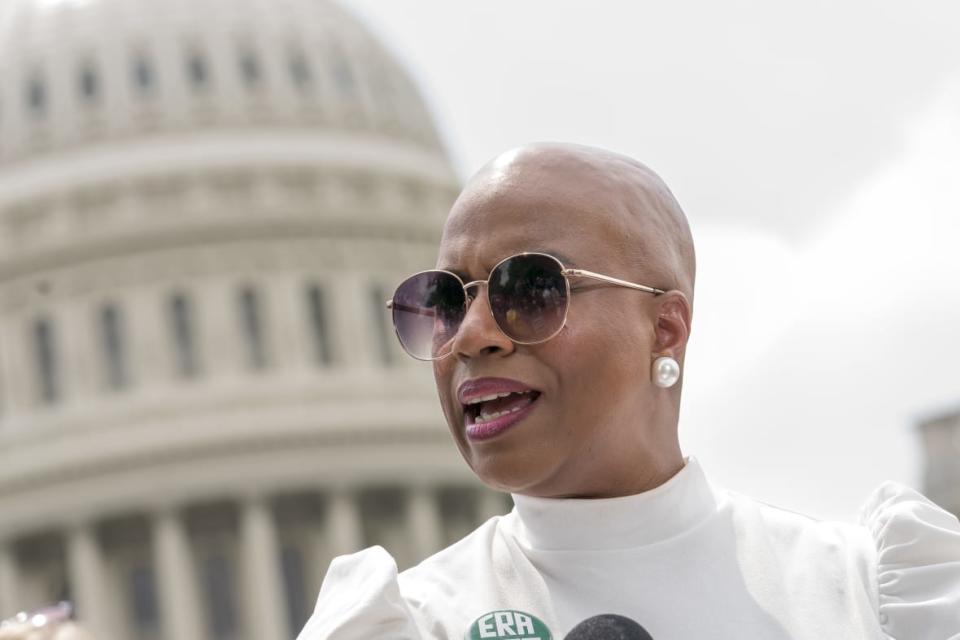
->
[716,486,879,607]
[296,545,423,640]
[297,516,507,640]
[720,487,874,553]
[858,480,960,637]
[722,481,960,637]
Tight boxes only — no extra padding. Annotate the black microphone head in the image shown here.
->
[563,614,654,640]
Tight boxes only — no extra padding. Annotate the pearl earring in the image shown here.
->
[652,356,680,388]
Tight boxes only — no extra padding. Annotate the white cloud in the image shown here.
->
[682,76,960,520]
[348,0,960,235]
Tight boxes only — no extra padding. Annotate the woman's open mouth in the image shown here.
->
[459,379,542,441]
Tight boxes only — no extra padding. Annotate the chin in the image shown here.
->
[468,454,552,495]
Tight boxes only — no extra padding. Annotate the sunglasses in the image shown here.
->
[386,252,666,361]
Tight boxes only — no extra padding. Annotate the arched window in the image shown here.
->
[200,552,239,640]
[31,316,58,404]
[288,50,312,92]
[25,74,46,117]
[78,63,99,103]
[185,50,210,90]
[128,564,160,638]
[238,48,262,87]
[305,283,331,365]
[132,54,156,94]
[238,286,268,370]
[168,292,200,377]
[280,545,309,633]
[99,303,129,389]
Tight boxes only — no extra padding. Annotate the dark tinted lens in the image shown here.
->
[391,271,465,359]
[489,254,568,343]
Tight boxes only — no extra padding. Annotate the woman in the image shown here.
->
[299,143,960,639]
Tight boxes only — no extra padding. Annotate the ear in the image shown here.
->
[652,291,692,361]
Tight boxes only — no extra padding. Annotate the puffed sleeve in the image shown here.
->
[859,481,960,639]
[296,546,425,640]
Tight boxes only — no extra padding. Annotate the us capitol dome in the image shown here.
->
[0,1,510,638]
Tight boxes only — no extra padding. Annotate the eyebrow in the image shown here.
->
[439,249,578,280]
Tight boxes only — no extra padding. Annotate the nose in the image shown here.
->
[449,282,514,359]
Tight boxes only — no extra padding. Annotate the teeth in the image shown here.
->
[468,393,501,405]
[464,389,531,405]
[474,404,526,423]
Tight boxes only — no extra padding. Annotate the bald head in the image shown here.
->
[447,143,696,309]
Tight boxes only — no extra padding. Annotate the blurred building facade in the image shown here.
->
[0,1,509,638]
[918,406,960,518]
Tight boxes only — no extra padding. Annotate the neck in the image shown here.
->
[519,441,685,499]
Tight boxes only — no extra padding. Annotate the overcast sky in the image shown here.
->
[347,1,960,521]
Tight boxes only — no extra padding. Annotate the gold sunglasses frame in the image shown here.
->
[386,252,667,361]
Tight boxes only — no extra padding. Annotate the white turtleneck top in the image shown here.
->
[297,456,960,639]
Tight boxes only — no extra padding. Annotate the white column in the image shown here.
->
[0,315,24,418]
[197,279,241,376]
[239,498,288,640]
[267,273,311,370]
[152,510,205,640]
[331,273,377,367]
[65,524,109,638]
[326,490,363,557]
[127,286,169,386]
[62,300,94,399]
[479,490,512,522]
[407,486,443,562]
[0,540,20,618]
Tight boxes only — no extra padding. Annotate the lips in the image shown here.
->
[457,377,541,441]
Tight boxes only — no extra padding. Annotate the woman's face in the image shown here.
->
[431,160,673,498]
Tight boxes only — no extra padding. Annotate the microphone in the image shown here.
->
[564,614,654,640]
